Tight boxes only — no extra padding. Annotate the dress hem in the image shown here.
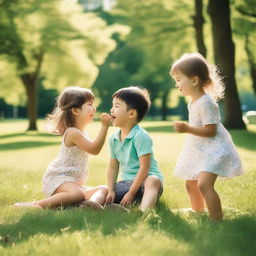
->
[173,169,244,180]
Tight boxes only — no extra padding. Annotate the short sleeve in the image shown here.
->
[201,98,220,125]
[133,131,153,157]
[109,136,117,159]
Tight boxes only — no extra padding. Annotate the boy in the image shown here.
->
[105,87,163,211]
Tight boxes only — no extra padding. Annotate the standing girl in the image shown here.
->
[170,53,243,221]
[15,86,112,210]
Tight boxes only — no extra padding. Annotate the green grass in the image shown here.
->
[0,120,256,256]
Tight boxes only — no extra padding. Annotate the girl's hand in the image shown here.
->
[173,121,189,133]
[100,113,113,127]
[106,190,115,204]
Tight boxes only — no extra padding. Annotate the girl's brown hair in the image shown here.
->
[46,86,95,135]
[170,53,225,101]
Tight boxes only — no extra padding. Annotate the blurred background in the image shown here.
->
[0,0,255,130]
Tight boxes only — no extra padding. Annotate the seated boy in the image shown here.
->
[105,86,163,212]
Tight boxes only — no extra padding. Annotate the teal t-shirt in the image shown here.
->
[109,124,163,182]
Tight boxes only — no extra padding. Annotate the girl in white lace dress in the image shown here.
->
[170,53,243,221]
[14,86,112,209]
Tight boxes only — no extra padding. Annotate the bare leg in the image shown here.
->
[186,180,205,211]
[14,184,108,210]
[83,185,108,205]
[77,185,108,211]
[37,182,85,208]
[140,176,161,212]
[197,172,223,221]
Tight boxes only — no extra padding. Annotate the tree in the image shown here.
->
[234,0,256,96]
[208,0,245,129]
[193,0,207,57]
[111,0,195,119]
[0,0,116,130]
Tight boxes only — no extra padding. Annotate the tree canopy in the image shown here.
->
[0,0,255,129]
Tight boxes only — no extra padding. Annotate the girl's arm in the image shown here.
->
[105,158,119,204]
[66,113,112,155]
[174,121,217,137]
[120,154,150,206]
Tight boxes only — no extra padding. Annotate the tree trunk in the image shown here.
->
[245,35,256,96]
[161,89,170,121]
[19,50,44,131]
[208,0,245,129]
[21,74,38,131]
[193,0,207,57]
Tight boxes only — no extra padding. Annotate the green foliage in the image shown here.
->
[92,0,197,113]
[1,0,255,117]
[231,0,256,97]
[0,61,25,105]
[113,0,195,96]
[93,35,144,111]
[37,80,59,117]
[0,0,117,105]
[232,0,256,60]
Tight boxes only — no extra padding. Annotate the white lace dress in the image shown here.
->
[42,128,89,197]
[174,94,243,180]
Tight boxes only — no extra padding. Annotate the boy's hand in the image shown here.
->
[120,192,135,206]
[100,113,113,127]
[106,190,115,204]
[173,121,189,133]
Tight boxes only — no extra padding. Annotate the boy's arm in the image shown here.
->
[120,153,150,206]
[106,158,119,204]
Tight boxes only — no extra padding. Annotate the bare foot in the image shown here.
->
[78,200,104,211]
[104,203,130,213]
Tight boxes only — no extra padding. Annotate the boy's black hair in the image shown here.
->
[112,86,151,122]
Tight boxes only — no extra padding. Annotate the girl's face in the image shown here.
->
[77,100,96,126]
[172,70,195,97]
[110,97,130,127]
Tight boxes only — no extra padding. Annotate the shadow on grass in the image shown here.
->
[0,209,141,246]
[231,130,256,151]
[0,132,56,139]
[0,205,192,248]
[144,125,176,133]
[149,202,195,241]
[151,203,256,256]
[1,204,256,256]
[188,214,256,256]
[0,141,59,151]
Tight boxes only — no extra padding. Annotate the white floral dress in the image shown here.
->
[174,94,243,180]
[42,128,89,196]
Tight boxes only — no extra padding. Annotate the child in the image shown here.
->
[170,53,243,221]
[105,87,163,212]
[14,86,112,210]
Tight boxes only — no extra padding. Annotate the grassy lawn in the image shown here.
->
[0,119,256,256]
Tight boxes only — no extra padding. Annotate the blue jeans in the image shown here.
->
[114,179,163,204]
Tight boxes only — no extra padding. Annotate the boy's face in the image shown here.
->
[110,97,135,127]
